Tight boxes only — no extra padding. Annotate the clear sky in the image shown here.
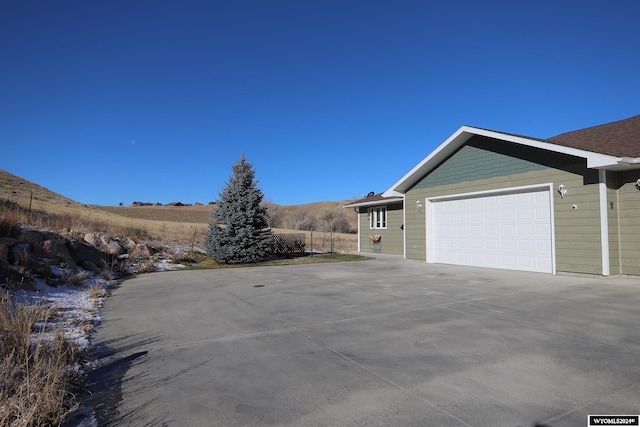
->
[2,1,639,206]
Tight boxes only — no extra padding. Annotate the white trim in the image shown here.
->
[344,197,403,208]
[425,183,553,202]
[548,184,557,275]
[368,206,388,230]
[356,206,361,252]
[403,194,407,259]
[599,170,610,276]
[425,183,556,274]
[382,125,622,197]
[425,197,434,264]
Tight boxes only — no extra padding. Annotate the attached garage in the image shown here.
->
[426,186,554,273]
[346,114,640,276]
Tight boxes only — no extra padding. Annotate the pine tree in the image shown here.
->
[205,156,272,263]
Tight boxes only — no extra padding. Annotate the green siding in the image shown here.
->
[357,202,404,255]
[614,171,640,275]
[415,144,547,189]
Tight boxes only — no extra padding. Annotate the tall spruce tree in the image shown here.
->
[205,156,272,263]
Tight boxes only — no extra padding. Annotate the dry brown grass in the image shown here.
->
[0,294,79,426]
[1,168,358,250]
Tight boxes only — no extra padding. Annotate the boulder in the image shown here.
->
[122,237,137,252]
[0,237,17,247]
[84,232,124,255]
[0,237,17,264]
[33,239,76,268]
[30,259,53,278]
[68,240,106,266]
[83,232,100,247]
[132,243,153,258]
[0,242,9,265]
[14,230,43,245]
[10,244,31,266]
[80,261,99,273]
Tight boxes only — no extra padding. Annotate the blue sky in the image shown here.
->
[2,1,639,206]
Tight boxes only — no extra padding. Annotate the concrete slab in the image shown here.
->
[84,255,640,426]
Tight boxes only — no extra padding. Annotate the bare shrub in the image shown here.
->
[318,207,352,233]
[88,282,106,301]
[0,294,52,358]
[288,208,317,231]
[263,202,283,228]
[100,257,124,281]
[61,269,90,287]
[0,209,21,237]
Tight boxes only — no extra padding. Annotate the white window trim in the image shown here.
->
[368,206,387,230]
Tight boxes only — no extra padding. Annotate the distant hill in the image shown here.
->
[0,169,358,231]
[0,169,81,207]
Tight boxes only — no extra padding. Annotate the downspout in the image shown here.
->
[599,170,610,276]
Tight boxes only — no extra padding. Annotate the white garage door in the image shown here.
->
[429,188,553,273]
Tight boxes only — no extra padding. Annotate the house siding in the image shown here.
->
[414,144,547,189]
[357,202,404,255]
[615,171,640,275]
[405,136,604,275]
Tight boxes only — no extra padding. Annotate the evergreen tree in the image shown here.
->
[205,156,272,263]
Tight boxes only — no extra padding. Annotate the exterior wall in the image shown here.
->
[614,171,640,275]
[404,136,604,275]
[606,171,621,275]
[357,202,404,255]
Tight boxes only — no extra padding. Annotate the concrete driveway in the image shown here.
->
[84,255,640,426]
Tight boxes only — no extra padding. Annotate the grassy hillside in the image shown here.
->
[0,169,358,251]
[0,169,80,208]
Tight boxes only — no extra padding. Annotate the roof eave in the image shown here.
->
[383,126,623,195]
[382,126,475,196]
[601,157,640,171]
[343,197,403,208]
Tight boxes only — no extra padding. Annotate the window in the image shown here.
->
[368,207,387,229]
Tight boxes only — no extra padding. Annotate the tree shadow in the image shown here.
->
[64,333,169,427]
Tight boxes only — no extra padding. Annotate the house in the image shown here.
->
[345,114,640,275]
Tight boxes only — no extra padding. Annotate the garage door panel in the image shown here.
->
[501,224,515,235]
[430,188,553,273]
[501,239,516,251]
[502,254,517,267]
[484,211,499,222]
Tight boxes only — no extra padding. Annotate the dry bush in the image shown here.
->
[88,282,106,300]
[61,269,90,287]
[99,256,129,280]
[0,209,22,238]
[0,294,52,358]
[0,294,79,426]
[0,332,79,426]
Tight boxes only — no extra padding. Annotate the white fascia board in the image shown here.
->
[343,197,403,209]
[382,127,473,196]
[383,126,622,196]
[463,128,619,169]
[609,157,640,171]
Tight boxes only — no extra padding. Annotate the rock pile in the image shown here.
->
[0,227,156,289]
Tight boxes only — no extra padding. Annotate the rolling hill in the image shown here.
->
[0,169,358,248]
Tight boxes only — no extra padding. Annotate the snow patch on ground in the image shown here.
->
[5,269,112,351]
